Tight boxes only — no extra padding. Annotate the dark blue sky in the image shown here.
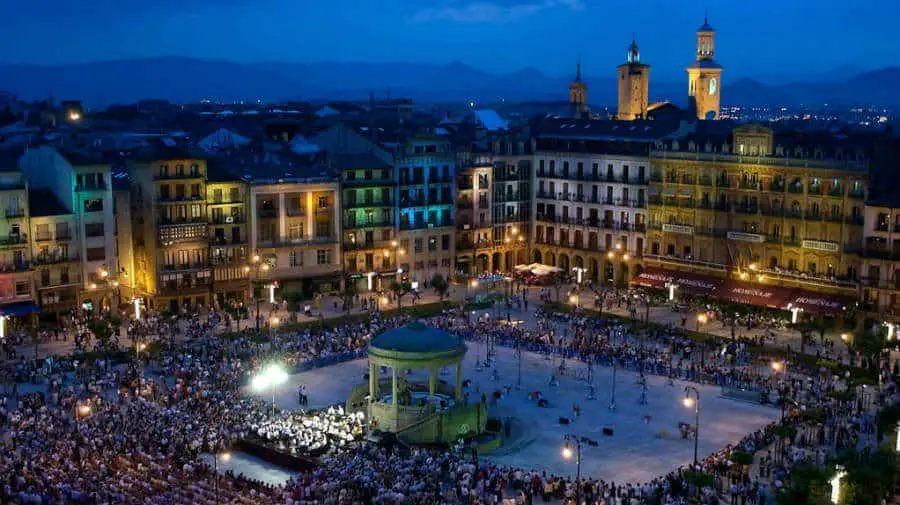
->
[3,0,897,82]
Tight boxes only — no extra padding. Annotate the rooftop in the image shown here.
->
[369,322,463,354]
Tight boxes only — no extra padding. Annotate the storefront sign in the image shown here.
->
[662,224,694,235]
[802,239,839,253]
[726,231,764,243]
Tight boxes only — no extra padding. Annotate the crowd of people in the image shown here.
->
[0,291,892,505]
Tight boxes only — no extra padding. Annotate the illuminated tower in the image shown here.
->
[616,36,650,120]
[568,62,588,117]
[686,16,723,120]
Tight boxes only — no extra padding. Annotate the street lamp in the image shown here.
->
[252,363,289,417]
[213,450,232,505]
[683,386,701,465]
[696,313,708,331]
[562,435,582,505]
[246,255,270,331]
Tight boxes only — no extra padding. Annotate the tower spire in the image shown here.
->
[576,58,582,82]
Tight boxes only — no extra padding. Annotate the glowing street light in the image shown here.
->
[561,435,582,505]
[682,386,700,465]
[830,466,846,504]
[696,313,708,331]
[771,360,784,373]
[252,363,289,417]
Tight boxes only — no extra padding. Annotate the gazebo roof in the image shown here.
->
[370,322,461,354]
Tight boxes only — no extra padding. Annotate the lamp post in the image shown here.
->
[244,254,270,332]
[683,386,701,465]
[771,360,787,420]
[562,435,582,505]
[609,357,618,411]
[252,363,289,417]
[213,450,231,505]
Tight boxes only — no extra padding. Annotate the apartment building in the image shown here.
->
[456,156,494,274]
[646,124,867,304]
[490,134,533,270]
[531,119,671,285]
[29,188,80,314]
[206,162,249,305]
[0,149,36,319]
[247,159,342,297]
[336,153,398,293]
[395,133,456,285]
[129,147,211,313]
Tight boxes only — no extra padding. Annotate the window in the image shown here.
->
[289,251,302,267]
[159,164,169,177]
[316,249,331,265]
[15,281,29,296]
[83,199,103,212]
[60,268,69,285]
[428,236,436,252]
[316,221,331,238]
[414,238,423,253]
[85,223,104,237]
[86,247,106,261]
[191,204,202,219]
[288,223,304,240]
[442,234,450,250]
[318,196,329,208]
[41,270,50,287]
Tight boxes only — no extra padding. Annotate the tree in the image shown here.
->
[775,465,832,505]
[430,274,450,310]
[340,275,358,314]
[88,321,113,350]
[391,281,412,311]
[850,330,886,371]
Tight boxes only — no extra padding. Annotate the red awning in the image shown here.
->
[632,267,724,296]
[784,290,854,315]
[719,279,793,309]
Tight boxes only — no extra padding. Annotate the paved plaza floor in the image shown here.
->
[246,343,779,483]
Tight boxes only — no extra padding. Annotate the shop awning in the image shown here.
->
[632,267,724,296]
[0,302,40,317]
[784,290,855,315]
[719,279,793,309]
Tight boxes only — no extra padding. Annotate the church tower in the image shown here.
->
[616,36,650,120]
[568,63,588,117]
[686,16,723,120]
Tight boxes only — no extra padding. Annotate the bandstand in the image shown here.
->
[349,322,487,444]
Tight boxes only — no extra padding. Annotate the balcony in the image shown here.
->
[787,183,804,194]
[5,208,25,218]
[157,194,205,204]
[734,204,759,215]
[399,218,453,230]
[769,181,785,192]
[158,217,207,226]
[737,180,760,190]
[0,234,28,248]
[785,209,803,220]
[342,239,394,251]
[156,171,202,180]
[0,262,30,272]
[760,206,784,217]
[808,185,823,196]
[715,177,730,188]
[344,199,392,209]
[825,213,844,223]
[698,175,713,186]
[828,186,843,197]
[698,200,713,210]
[680,175,696,185]
[494,192,527,202]
[344,220,393,229]
[804,210,822,221]
[209,236,247,246]
[75,182,107,192]
[862,247,900,261]
[257,236,338,248]
[649,173,663,183]
[399,177,425,186]
[428,175,453,184]
[848,187,865,199]
[345,176,394,187]
[458,180,474,190]
[33,254,77,265]
[211,215,245,225]
[286,207,307,217]
[399,197,426,207]
[845,215,864,226]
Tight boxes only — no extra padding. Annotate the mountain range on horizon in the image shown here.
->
[0,57,897,109]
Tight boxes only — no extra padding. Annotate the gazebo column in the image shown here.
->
[429,366,438,399]
[369,361,377,401]
[455,361,463,400]
[392,366,399,428]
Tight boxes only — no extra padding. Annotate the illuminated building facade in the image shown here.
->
[616,37,650,121]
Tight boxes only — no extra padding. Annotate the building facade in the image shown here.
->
[646,124,867,299]
[337,154,398,293]
[531,119,664,285]
[395,134,456,286]
[207,174,249,305]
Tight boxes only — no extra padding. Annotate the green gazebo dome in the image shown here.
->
[370,322,463,354]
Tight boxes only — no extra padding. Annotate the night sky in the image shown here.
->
[4,0,897,81]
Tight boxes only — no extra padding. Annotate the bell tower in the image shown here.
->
[686,16,723,120]
[568,62,588,117]
[616,36,650,120]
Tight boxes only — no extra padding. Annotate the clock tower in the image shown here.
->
[687,16,722,120]
[616,36,650,120]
